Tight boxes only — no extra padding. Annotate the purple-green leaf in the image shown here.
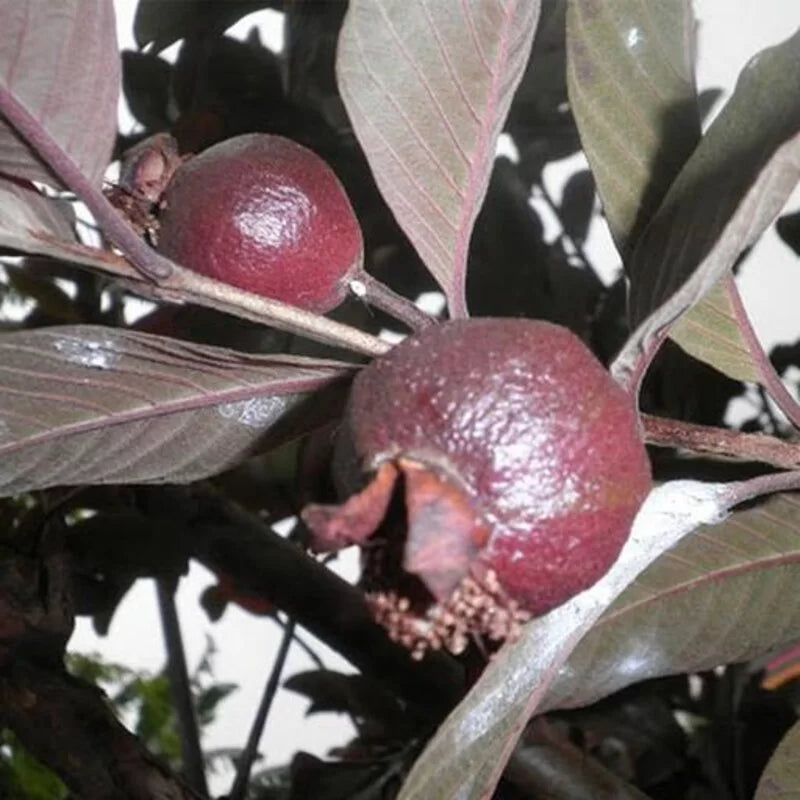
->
[755,719,800,799]
[0,0,119,188]
[336,0,539,317]
[613,29,800,389]
[539,492,800,712]
[0,179,76,256]
[670,274,800,427]
[0,326,354,495]
[567,0,700,258]
[397,480,732,800]
[0,176,143,275]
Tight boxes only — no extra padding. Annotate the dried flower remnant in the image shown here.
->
[105,133,184,241]
[303,319,652,659]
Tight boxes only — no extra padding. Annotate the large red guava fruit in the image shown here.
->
[302,318,652,658]
[157,133,362,313]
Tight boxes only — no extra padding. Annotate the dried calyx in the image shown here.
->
[302,318,652,659]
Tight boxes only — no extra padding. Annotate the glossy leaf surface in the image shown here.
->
[613,30,800,387]
[567,0,699,258]
[0,0,119,188]
[337,0,539,316]
[542,492,800,711]
[0,326,353,495]
[398,481,732,800]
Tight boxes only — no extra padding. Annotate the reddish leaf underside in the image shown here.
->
[337,0,540,317]
[0,0,119,188]
[0,325,354,495]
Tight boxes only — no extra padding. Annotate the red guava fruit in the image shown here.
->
[157,133,363,313]
[303,318,652,658]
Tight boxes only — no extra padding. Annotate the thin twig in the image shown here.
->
[284,623,326,670]
[156,578,209,798]
[723,469,800,507]
[134,485,465,717]
[351,272,437,331]
[0,87,393,358]
[505,718,652,800]
[26,243,391,357]
[0,85,172,281]
[642,413,800,470]
[229,617,296,800]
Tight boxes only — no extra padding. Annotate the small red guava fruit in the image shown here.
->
[157,133,363,313]
[302,318,652,659]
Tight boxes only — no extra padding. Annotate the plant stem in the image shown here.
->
[27,240,392,357]
[724,469,800,506]
[229,617,296,800]
[0,85,173,281]
[282,620,325,669]
[641,413,800,470]
[351,272,437,331]
[156,578,209,798]
[181,493,465,717]
[505,718,652,800]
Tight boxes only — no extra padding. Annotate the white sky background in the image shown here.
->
[67,1,800,795]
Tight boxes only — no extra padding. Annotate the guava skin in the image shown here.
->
[157,133,363,313]
[344,318,652,616]
[303,318,652,656]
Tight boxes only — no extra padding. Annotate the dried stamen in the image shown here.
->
[367,568,531,660]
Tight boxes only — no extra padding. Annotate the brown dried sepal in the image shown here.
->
[399,458,490,602]
[368,569,531,661]
[303,457,530,659]
[119,133,184,204]
[302,461,399,552]
[105,133,186,244]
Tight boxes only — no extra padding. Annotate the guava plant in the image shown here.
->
[0,0,799,798]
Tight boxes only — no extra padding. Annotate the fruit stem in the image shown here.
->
[0,85,173,282]
[642,413,800,469]
[350,272,437,331]
[723,469,800,506]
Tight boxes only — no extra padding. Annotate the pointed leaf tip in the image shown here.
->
[337,0,540,317]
